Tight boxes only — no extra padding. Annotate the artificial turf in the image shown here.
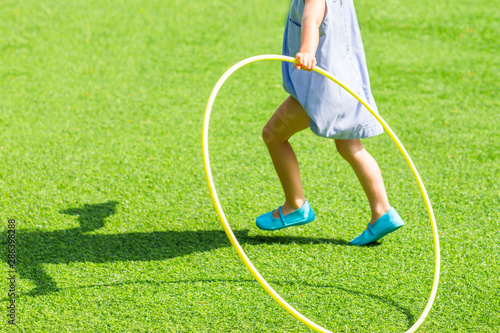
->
[1,0,499,332]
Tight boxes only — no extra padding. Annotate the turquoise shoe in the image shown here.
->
[256,200,315,231]
[349,207,404,246]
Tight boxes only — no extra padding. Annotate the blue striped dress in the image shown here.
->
[282,0,383,139]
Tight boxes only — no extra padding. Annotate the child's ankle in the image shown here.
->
[285,198,306,210]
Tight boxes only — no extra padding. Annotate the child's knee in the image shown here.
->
[262,124,277,145]
[336,144,352,161]
[262,118,287,145]
[335,139,363,161]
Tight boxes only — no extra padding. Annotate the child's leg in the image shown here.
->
[335,139,391,225]
[262,96,311,218]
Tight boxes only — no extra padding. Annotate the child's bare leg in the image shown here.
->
[335,139,391,225]
[262,96,311,218]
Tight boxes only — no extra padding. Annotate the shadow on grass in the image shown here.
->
[33,278,415,329]
[60,201,119,232]
[2,200,410,326]
[3,200,349,297]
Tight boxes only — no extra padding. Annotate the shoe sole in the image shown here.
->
[350,223,404,246]
[374,224,404,242]
[365,224,404,245]
[256,217,315,231]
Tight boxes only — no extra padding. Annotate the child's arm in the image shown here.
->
[295,0,326,71]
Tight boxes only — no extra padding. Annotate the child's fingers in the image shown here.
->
[295,53,316,71]
[306,58,313,71]
[303,58,313,71]
[309,57,317,70]
[307,58,316,71]
[295,53,303,70]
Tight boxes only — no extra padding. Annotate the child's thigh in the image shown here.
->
[263,96,311,143]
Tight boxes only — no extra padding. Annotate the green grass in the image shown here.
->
[1,0,499,332]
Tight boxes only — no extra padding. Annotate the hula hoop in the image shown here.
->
[202,54,440,333]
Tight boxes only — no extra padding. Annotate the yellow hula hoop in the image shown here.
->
[202,54,440,333]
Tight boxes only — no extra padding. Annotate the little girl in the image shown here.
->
[256,0,404,245]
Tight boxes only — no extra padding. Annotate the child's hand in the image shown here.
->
[295,52,316,71]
